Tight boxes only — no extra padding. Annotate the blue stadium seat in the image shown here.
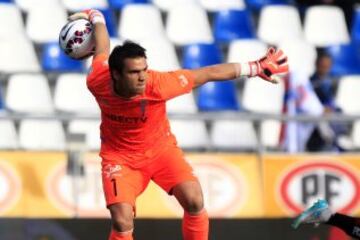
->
[108,0,149,9]
[41,42,84,72]
[214,9,255,43]
[245,0,292,12]
[99,8,117,37]
[182,43,223,69]
[0,0,12,2]
[326,43,360,76]
[197,81,240,111]
[351,9,360,44]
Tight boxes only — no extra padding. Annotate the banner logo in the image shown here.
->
[279,161,360,214]
[0,161,21,214]
[46,156,108,217]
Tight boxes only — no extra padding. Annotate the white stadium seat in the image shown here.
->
[257,5,303,45]
[170,120,209,150]
[166,4,213,45]
[0,3,25,39]
[0,38,41,73]
[352,121,360,149]
[119,4,165,42]
[210,120,258,150]
[242,76,284,114]
[26,4,68,43]
[304,6,350,47]
[278,39,317,77]
[199,0,245,12]
[6,74,54,114]
[138,38,180,71]
[335,75,360,115]
[227,39,267,63]
[167,92,198,114]
[54,74,100,114]
[68,120,101,150]
[61,0,108,11]
[0,120,18,149]
[152,0,198,12]
[15,0,61,12]
[19,120,66,150]
[260,120,281,149]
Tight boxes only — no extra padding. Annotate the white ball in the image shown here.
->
[59,19,95,60]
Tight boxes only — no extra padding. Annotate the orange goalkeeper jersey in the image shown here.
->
[87,54,195,168]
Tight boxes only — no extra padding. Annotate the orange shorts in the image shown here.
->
[101,145,198,208]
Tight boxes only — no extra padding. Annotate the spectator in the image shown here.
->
[281,71,324,153]
[0,85,3,110]
[306,52,350,152]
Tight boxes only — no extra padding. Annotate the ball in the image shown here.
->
[59,19,95,60]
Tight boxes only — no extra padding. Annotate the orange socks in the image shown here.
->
[182,209,209,240]
[109,229,133,240]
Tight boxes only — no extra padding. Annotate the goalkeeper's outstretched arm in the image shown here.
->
[190,47,289,88]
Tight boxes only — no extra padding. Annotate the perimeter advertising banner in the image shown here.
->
[0,152,262,218]
[263,154,360,217]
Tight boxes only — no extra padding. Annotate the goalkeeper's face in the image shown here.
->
[118,57,148,96]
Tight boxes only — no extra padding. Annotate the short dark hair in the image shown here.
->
[109,40,147,74]
[316,50,332,65]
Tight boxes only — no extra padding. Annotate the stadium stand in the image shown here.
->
[197,81,240,111]
[352,120,360,149]
[166,4,213,45]
[0,38,41,73]
[6,74,54,114]
[118,4,165,42]
[199,0,245,12]
[182,43,223,69]
[25,3,68,44]
[352,8,360,44]
[14,0,60,11]
[335,75,360,115]
[1,0,360,152]
[210,120,258,150]
[167,93,210,150]
[41,42,85,72]
[67,120,101,150]
[108,0,149,10]
[214,9,255,43]
[62,0,108,12]
[326,42,360,76]
[245,0,293,12]
[0,120,18,149]
[138,37,180,71]
[54,74,100,114]
[277,38,317,76]
[19,119,66,150]
[0,3,25,39]
[99,8,118,37]
[152,0,198,12]
[257,5,303,45]
[304,5,350,47]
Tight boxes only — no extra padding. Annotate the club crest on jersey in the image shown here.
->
[178,74,189,87]
[103,164,122,178]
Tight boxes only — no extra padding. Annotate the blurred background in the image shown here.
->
[1,0,360,239]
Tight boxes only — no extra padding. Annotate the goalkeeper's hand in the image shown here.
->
[68,9,105,25]
[252,47,289,84]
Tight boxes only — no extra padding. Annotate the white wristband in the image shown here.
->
[91,15,106,25]
[235,62,260,78]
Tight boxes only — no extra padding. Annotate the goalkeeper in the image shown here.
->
[69,9,288,240]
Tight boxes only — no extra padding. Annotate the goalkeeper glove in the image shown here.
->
[238,47,289,83]
[68,9,105,25]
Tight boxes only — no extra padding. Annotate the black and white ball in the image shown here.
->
[59,19,95,60]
